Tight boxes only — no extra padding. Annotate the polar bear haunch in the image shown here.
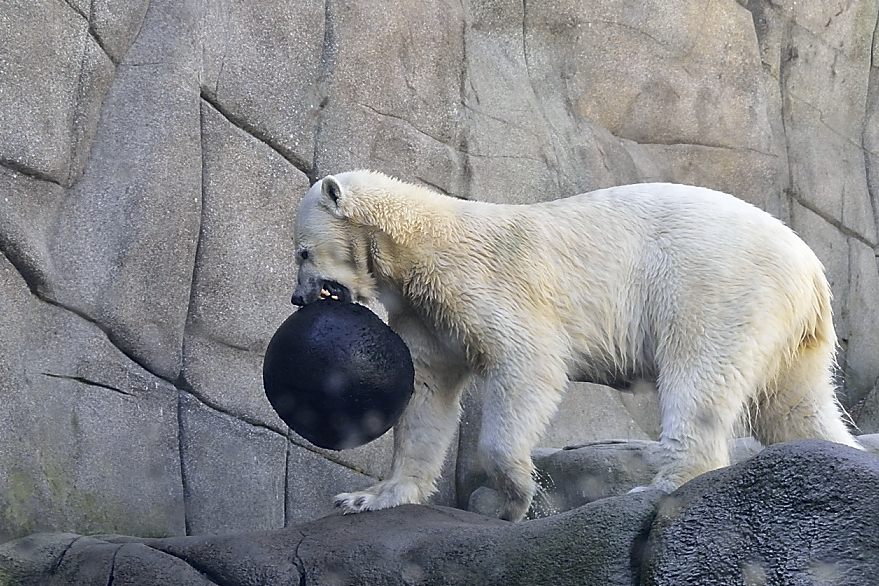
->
[291,170,859,522]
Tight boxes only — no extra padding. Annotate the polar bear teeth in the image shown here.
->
[319,288,339,300]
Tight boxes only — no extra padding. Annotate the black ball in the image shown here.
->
[263,300,414,450]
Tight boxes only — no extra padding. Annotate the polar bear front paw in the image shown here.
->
[333,491,378,514]
[334,479,422,515]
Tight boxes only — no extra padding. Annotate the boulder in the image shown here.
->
[457,381,658,511]
[641,440,879,586]
[471,437,765,518]
[857,387,879,434]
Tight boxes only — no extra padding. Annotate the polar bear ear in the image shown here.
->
[320,176,348,218]
[322,176,343,206]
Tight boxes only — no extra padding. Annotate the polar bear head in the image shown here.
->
[291,174,377,306]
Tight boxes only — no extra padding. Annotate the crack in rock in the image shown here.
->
[49,535,86,576]
[0,235,181,393]
[199,92,313,179]
[40,372,132,396]
[60,0,120,65]
[286,434,380,480]
[293,530,308,586]
[786,188,878,249]
[358,103,450,147]
[38,295,177,387]
[106,543,123,586]
[621,137,778,159]
[309,0,338,184]
[0,158,64,187]
[136,544,222,585]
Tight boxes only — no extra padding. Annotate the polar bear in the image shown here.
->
[290,170,859,522]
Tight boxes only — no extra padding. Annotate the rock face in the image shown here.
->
[1,0,879,545]
[2,440,878,585]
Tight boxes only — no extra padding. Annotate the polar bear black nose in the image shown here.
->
[291,292,307,306]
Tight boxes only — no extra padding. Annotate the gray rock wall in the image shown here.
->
[1,0,878,542]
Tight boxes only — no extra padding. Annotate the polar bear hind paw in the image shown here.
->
[628,484,673,495]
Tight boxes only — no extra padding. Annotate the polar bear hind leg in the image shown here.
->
[650,360,756,493]
[751,340,860,449]
[752,271,860,450]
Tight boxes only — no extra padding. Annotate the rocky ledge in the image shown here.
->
[2,439,878,586]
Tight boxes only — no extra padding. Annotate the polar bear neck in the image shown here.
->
[338,171,462,248]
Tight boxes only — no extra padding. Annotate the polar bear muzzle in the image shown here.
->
[291,279,352,306]
[319,280,352,302]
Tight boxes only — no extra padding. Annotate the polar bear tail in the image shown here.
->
[800,270,835,356]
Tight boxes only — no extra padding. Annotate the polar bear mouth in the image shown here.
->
[319,280,352,303]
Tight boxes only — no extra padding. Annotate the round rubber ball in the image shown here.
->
[263,300,414,450]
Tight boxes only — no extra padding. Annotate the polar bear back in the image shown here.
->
[478,182,831,385]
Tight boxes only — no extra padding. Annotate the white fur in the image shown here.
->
[293,170,859,522]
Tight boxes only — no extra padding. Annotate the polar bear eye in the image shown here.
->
[298,249,309,261]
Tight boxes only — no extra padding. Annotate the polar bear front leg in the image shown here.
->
[334,319,469,515]
[477,361,568,522]
[333,378,464,514]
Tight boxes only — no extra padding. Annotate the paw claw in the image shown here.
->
[333,491,374,515]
